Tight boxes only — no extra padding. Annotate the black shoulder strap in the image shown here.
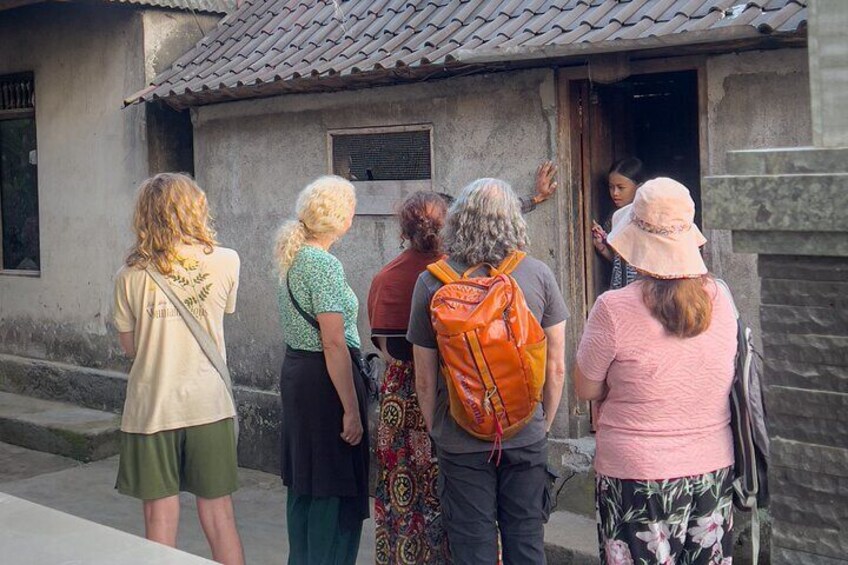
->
[286,275,320,330]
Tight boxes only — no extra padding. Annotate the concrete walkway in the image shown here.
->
[1,492,214,564]
[0,442,598,564]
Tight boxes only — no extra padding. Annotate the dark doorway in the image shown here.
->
[572,70,702,303]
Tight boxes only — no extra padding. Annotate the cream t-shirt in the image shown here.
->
[114,245,240,434]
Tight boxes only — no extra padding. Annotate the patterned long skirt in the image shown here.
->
[596,466,735,565]
[374,360,450,565]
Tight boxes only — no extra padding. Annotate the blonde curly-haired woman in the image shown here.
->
[275,175,369,565]
[113,173,244,564]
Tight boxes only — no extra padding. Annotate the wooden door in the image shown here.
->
[559,76,632,436]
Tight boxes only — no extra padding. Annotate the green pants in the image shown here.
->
[286,491,363,565]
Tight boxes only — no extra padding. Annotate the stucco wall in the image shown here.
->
[0,5,148,368]
[704,48,812,337]
[192,68,562,394]
[0,5,224,370]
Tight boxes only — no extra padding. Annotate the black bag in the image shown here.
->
[286,277,380,404]
[717,280,770,565]
[351,351,381,405]
[717,280,770,511]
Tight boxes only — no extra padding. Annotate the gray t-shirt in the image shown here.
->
[406,255,570,454]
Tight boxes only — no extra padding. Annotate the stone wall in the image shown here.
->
[759,255,848,564]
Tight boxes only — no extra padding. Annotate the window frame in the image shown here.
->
[326,124,435,216]
[0,72,40,277]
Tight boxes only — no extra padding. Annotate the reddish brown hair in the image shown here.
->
[399,191,448,253]
[641,276,714,338]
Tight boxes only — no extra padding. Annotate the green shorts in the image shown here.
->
[116,418,238,501]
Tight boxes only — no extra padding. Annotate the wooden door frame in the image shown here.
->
[555,55,708,438]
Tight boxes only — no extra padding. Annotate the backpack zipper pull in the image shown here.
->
[503,308,513,340]
[483,388,496,415]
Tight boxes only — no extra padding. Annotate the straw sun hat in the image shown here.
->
[606,177,707,279]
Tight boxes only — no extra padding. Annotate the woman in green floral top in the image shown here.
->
[274,175,368,565]
[279,244,360,352]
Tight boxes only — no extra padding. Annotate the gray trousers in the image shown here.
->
[437,438,555,565]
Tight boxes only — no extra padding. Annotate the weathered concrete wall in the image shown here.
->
[0,5,224,369]
[192,69,561,467]
[704,48,812,338]
[141,11,220,83]
[193,68,559,387]
[0,5,148,370]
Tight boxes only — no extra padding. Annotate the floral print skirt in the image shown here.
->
[374,360,450,565]
[596,466,734,565]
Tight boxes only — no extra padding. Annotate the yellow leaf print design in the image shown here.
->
[168,255,212,313]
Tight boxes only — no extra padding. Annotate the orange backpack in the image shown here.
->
[427,251,547,457]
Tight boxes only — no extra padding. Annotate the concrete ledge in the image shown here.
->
[544,509,599,564]
[0,493,215,564]
[732,231,848,257]
[0,353,128,414]
[549,437,596,518]
[0,353,283,471]
[233,386,281,474]
[703,173,848,233]
[0,392,120,462]
[726,147,848,175]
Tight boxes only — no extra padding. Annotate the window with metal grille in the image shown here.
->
[331,128,432,182]
[0,73,40,274]
[329,126,433,215]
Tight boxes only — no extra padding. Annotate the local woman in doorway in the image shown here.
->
[591,157,646,289]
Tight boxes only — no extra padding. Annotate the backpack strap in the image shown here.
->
[463,251,528,279]
[427,259,461,284]
[715,278,740,319]
[495,251,526,275]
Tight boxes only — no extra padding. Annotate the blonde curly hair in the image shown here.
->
[126,173,217,275]
[275,175,356,275]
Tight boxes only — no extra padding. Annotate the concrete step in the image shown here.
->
[545,509,599,564]
[0,392,120,462]
[0,353,128,414]
[549,437,597,519]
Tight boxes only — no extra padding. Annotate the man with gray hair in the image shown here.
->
[407,178,569,564]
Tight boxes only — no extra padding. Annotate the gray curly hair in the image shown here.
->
[443,178,528,266]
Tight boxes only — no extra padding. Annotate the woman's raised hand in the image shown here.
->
[534,161,558,203]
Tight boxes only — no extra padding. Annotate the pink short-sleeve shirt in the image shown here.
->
[576,280,737,480]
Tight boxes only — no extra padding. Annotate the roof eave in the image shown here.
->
[0,0,230,15]
[454,26,801,65]
[129,25,807,111]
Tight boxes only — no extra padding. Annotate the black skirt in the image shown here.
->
[280,347,370,522]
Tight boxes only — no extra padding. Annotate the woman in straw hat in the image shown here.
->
[574,178,738,564]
